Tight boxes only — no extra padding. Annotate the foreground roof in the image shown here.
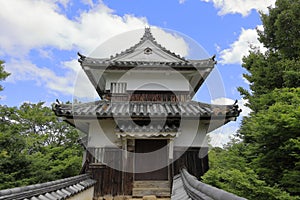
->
[172,168,247,200]
[0,174,96,200]
[53,100,240,120]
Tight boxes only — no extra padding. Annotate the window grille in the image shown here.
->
[111,82,127,94]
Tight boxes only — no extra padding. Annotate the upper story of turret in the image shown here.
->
[78,28,216,102]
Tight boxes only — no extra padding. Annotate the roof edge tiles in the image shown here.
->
[53,100,241,120]
[116,123,180,133]
[78,58,216,71]
[0,174,96,200]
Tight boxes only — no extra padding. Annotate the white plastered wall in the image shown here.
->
[87,120,118,148]
[174,120,209,148]
[104,71,190,92]
[85,119,212,148]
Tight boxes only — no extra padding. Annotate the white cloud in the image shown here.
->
[89,27,189,58]
[0,0,190,98]
[5,59,97,98]
[237,98,251,117]
[152,28,189,57]
[241,74,250,85]
[6,59,74,94]
[62,59,99,99]
[0,0,148,56]
[219,26,266,65]
[211,97,235,105]
[209,96,252,147]
[0,0,190,57]
[179,0,186,4]
[0,0,75,56]
[208,124,239,147]
[75,5,149,54]
[61,59,81,72]
[80,0,94,7]
[201,0,275,16]
[0,1,133,97]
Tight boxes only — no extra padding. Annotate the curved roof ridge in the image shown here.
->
[108,27,188,62]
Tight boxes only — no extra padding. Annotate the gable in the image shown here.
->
[111,40,185,63]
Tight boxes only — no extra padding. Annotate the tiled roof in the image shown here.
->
[0,174,96,200]
[53,100,241,119]
[77,27,217,69]
[116,123,179,133]
[115,123,180,138]
[78,28,188,65]
[78,56,215,70]
[171,169,247,200]
[171,174,192,200]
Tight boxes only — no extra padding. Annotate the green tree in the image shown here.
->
[240,89,300,193]
[0,106,32,188]
[238,0,300,196]
[203,0,300,198]
[202,143,295,200]
[0,102,83,189]
[0,60,10,92]
[258,0,300,59]
[0,61,82,189]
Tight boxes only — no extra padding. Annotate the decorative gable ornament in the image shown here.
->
[144,47,152,55]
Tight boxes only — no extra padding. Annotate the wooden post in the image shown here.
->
[169,138,174,160]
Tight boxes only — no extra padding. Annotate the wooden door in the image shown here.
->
[135,139,168,180]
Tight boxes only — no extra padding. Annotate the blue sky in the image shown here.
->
[0,0,275,146]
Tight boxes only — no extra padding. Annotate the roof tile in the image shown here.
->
[53,101,241,119]
[0,174,96,200]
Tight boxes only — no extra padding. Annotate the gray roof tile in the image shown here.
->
[0,174,96,200]
[53,101,241,120]
[116,123,179,133]
[172,169,247,200]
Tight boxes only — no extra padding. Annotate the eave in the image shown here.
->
[53,100,241,123]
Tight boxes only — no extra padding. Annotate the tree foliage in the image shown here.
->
[0,102,83,189]
[238,0,300,195]
[202,144,295,200]
[258,0,300,59]
[0,60,10,92]
[203,0,300,198]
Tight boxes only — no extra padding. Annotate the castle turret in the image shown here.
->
[53,28,240,198]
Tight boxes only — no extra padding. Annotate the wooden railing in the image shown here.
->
[179,168,247,200]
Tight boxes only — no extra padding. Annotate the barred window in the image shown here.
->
[111,82,127,94]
